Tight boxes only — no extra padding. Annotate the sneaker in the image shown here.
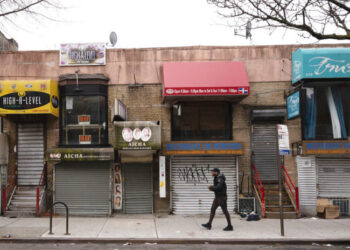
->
[201,223,211,230]
[223,225,233,231]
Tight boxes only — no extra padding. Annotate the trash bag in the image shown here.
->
[247,213,260,221]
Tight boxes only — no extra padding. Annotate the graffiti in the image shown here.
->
[177,165,210,184]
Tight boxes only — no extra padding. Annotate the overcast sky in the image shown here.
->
[2,0,346,51]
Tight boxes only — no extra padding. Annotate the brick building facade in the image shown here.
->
[1,44,349,217]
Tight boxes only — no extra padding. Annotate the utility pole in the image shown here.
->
[276,124,291,237]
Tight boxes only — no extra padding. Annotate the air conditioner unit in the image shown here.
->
[331,198,349,216]
[239,197,256,213]
[111,99,127,122]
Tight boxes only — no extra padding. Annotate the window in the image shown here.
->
[60,84,108,146]
[302,85,349,140]
[172,102,232,141]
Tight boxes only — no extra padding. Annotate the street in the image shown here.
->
[0,243,349,250]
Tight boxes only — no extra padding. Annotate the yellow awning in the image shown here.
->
[0,80,59,117]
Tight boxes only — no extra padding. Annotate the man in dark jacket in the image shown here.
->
[202,168,233,231]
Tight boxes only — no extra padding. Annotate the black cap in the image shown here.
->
[211,168,220,173]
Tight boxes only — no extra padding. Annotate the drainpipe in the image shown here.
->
[74,70,80,91]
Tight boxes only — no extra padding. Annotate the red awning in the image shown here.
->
[162,61,249,98]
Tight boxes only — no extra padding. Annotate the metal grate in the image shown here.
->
[330,198,349,216]
[239,197,255,213]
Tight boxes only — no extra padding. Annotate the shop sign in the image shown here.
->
[0,80,59,117]
[159,156,166,198]
[164,87,249,96]
[60,43,106,66]
[292,48,350,84]
[47,148,114,162]
[114,164,122,210]
[286,91,300,120]
[163,141,244,155]
[114,121,161,150]
[79,135,91,145]
[111,99,127,122]
[303,140,350,155]
[277,125,290,155]
[78,115,90,125]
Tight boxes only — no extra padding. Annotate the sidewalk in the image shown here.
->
[0,214,349,243]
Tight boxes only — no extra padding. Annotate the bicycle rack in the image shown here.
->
[49,201,70,235]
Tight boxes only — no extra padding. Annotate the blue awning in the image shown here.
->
[292,48,350,84]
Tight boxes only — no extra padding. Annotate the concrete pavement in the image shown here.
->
[0,214,349,243]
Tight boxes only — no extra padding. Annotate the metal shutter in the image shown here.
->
[123,163,153,214]
[171,156,237,215]
[318,158,350,198]
[17,123,44,185]
[54,162,111,216]
[296,156,317,216]
[252,124,278,181]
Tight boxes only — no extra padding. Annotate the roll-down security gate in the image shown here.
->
[17,123,44,185]
[252,124,278,181]
[171,156,237,215]
[318,158,350,198]
[54,162,111,215]
[123,163,153,214]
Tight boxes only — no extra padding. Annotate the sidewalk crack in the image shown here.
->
[153,216,159,239]
[96,218,108,238]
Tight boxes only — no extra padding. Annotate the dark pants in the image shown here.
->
[208,197,232,226]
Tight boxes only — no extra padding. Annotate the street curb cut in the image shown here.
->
[0,238,349,245]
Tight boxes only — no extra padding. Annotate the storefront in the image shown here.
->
[164,143,242,214]
[0,80,58,186]
[114,121,161,214]
[48,148,114,215]
[162,61,249,214]
[46,74,114,216]
[290,48,350,217]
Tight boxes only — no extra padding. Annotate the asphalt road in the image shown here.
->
[0,243,349,250]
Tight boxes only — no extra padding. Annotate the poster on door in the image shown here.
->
[114,164,122,210]
[277,124,290,155]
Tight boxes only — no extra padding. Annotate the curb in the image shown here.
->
[0,238,349,245]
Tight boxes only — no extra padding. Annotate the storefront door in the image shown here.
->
[123,163,153,214]
[17,123,44,186]
[252,124,278,181]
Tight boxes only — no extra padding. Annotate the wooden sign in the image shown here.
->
[163,141,244,155]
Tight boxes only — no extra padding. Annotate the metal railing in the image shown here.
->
[252,164,265,216]
[282,164,299,216]
[2,173,17,214]
[36,165,47,216]
[49,202,70,235]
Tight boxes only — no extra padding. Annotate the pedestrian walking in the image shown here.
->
[202,168,233,231]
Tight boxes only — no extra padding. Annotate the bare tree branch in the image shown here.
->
[0,0,62,27]
[0,0,46,17]
[207,0,350,40]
